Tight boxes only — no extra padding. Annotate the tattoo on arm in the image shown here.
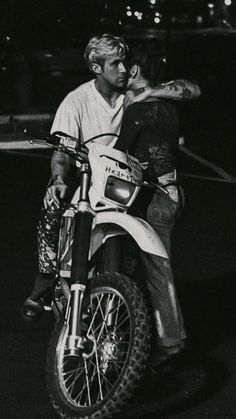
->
[163,79,201,100]
[51,151,70,183]
[165,81,192,98]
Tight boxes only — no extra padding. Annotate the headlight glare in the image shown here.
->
[105,176,136,205]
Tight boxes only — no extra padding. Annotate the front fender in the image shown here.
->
[89,211,168,259]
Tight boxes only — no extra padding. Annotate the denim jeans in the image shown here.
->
[141,187,186,347]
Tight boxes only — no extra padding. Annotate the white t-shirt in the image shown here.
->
[51,79,124,148]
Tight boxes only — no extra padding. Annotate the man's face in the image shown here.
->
[100,54,128,90]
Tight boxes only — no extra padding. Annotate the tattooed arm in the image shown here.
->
[43,151,71,209]
[156,79,201,100]
[51,151,71,184]
[129,79,201,105]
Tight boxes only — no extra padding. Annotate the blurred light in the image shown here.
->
[126,5,131,10]
[118,20,122,25]
[196,15,203,23]
[155,12,160,16]
[134,11,143,19]
[154,17,161,23]
[1,66,7,71]
[224,0,231,5]
[208,3,214,8]
[209,9,214,16]
[5,36,10,41]
[127,11,132,16]
[150,0,156,4]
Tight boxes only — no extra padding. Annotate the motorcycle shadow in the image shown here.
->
[117,353,229,419]
[116,273,236,419]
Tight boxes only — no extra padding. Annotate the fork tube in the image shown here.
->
[68,163,94,345]
[71,163,93,286]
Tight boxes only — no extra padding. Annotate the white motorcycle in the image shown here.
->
[30,131,168,419]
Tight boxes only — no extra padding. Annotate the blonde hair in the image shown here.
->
[84,33,129,71]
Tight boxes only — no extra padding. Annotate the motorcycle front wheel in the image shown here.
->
[46,272,151,419]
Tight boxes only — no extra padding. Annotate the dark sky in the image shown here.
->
[1,0,235,51]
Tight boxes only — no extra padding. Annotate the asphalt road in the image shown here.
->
[0,143,236,419]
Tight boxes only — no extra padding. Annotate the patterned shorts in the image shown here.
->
[37,203,62,273]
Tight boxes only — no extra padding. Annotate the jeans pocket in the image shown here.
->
[165,185,179,204]
[148,190,178,225]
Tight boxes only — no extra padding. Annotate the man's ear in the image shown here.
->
[91,63,102,75]
[130,64,138,78]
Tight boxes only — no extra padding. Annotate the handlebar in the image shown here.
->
[25,130,120,165]
[25,129,174,195]
[25,130,89,163]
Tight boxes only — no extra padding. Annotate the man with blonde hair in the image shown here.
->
[22,33,200,322]
[84,33,129,71]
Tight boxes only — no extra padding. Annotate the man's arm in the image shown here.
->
[154,79,201,100]
[131,79,201,103]
[51,150,71,184]
[43,151,71,209]
[44,92,80,208]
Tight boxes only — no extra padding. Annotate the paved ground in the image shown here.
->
[0,131,236,418]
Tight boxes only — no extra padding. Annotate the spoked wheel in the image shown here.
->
[47,272,151,419]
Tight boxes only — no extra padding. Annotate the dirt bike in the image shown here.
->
[29,131,168,419]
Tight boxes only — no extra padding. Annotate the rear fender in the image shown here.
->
[89,211,167,259]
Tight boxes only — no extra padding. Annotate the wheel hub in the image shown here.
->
[99,334,118,373]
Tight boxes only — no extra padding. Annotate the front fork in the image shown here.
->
[66,164,94,356]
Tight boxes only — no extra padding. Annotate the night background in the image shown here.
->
[1,0,236,115]
[1,1,236,419]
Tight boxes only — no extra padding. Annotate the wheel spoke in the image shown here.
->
[84,357,92,405]
[94,342,104,400]
[87,349,118,389]
[116,313,130,330]
[87,294,105,336]
[67,363,85,395]
[55,280,133,409]
[74,373,89,404]
[90,294,115,341]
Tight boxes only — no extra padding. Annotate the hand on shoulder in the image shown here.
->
[123,90,135,110]
[124,87,155,109]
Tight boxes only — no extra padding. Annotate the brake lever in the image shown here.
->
[29,139,54,147]
[142,181,169,195]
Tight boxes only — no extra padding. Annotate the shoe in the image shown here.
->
[22,297,45,321]
[149,342,185,371]
[22,273,55,321]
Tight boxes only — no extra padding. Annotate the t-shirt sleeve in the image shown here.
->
[115,104,142,153]
[50,95,81,138]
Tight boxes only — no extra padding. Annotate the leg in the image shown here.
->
[37,202,62,276]
[141,252,186,347]
[141,189,186,353]
[22,202,62,320]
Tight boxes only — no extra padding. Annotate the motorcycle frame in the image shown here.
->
[53,140,169,356]
[64,177,168,356]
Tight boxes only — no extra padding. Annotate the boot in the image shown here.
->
[22,273,55,321]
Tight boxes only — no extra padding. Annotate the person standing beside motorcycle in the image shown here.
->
[115,43,193,365]
[22,33,201,321]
